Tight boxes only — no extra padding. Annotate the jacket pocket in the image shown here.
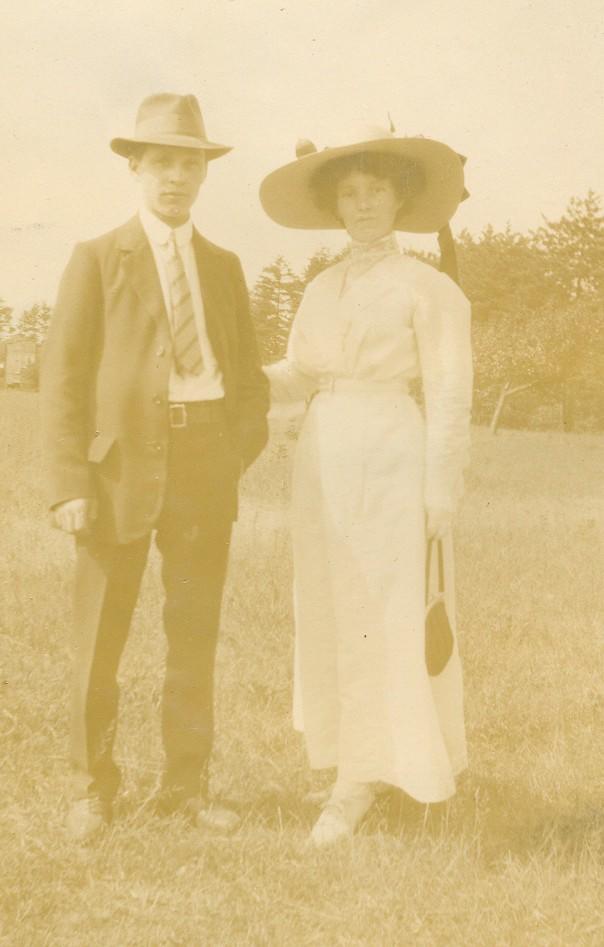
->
[87,433,115,463]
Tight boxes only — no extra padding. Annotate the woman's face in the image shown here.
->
[335,171,403,243]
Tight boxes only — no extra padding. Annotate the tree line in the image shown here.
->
[0,302,52,345]
[2,192,603,430]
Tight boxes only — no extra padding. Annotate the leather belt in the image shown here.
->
[168,400,226,429]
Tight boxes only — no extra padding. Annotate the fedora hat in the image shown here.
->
[110,93,232,160]
[259,125,468,234]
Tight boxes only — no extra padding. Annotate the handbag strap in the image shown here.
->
[426,537,445,601]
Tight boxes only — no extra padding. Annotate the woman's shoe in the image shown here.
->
[310,782,375,847]
[303,784,334,806]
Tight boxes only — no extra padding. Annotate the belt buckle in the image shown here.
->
[169,403,187,429]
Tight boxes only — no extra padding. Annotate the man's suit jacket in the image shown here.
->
[41,216,269,544]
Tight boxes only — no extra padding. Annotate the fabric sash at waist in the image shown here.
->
[317,376,410,395]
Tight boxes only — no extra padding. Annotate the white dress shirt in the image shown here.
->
[139,207,225,402]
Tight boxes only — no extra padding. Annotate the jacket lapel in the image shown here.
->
[117,217,170,332]
[115,219,230,370]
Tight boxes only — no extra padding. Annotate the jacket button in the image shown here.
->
[156,346,166,357]
[153,395,163,405]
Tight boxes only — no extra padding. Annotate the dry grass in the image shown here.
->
[1,389,603,946]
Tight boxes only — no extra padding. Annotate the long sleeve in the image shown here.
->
[40,242,102,508]
[263,300,319,407]
[229,256,270,468]
[412,270,473,513]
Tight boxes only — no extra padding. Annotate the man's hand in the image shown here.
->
[426,507,454,540]
[51,498,98,535]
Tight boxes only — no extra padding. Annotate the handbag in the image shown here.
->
[425,537,454,677]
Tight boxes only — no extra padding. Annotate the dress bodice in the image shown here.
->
[265,250,473,512]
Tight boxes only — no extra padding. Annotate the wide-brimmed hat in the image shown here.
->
[259,125,468,234]
[110,93,232,160]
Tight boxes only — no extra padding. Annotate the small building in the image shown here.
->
[2,336,41,388]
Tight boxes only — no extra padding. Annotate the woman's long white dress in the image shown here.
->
[266,242,473,803]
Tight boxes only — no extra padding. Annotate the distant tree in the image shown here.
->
[532,191,604,301]
[474,298,603,432]
[250,257,302,363]
[16,302,52,344]
[0,299,13,338]
[456,226,554,321]
[465,193,604,431]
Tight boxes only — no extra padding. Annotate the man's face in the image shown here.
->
[130,144,207,226]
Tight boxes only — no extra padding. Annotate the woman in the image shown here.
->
[259,125,473,846]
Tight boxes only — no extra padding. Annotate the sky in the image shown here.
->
[2,0,603,311]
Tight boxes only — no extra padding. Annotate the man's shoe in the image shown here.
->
[151,787,187,818]
[151,790,240,834]
[194,800,241,834]
[66,796,110,842]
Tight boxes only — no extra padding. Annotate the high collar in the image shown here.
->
[348,232,400,264]
[138,206,193,248]
[340,232,401,292]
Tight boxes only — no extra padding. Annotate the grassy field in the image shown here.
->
[1,388,603,946]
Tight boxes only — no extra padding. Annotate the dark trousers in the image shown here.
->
[70,408,237,804]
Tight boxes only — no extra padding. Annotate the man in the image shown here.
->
[41,93,269,840]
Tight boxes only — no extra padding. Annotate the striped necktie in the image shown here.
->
[166,232,203,376]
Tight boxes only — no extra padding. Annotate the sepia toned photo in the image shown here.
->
[1,1,603,944]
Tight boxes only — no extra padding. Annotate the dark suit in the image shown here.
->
[42,216,268,805]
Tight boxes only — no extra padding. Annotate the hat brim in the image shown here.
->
[259,136,466,234]
[110,134,232,160]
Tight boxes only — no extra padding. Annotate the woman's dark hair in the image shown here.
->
[310,151,425,218]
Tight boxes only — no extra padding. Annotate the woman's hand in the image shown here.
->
[426,507,454,540]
